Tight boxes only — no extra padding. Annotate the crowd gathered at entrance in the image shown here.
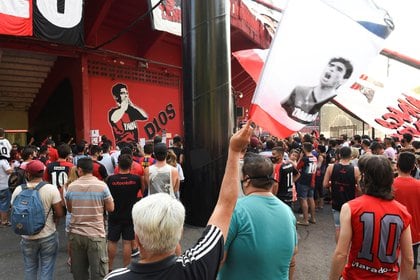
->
[0,125,418,280]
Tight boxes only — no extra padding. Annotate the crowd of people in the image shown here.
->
[247,130,419,280]
[0,125,419,279]
[0,129,186,279]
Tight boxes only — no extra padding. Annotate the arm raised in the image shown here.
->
[207,121,253,241]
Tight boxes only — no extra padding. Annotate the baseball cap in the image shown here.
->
[154,143,168,155]
[250,136,259,148]
[21,160,45,175]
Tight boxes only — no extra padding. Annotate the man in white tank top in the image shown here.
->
[145,143,179,198]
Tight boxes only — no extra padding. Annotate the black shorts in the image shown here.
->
[107,220,135,242]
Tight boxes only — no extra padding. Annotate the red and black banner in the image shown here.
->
[33,0,84,46]
[0,0,84,46]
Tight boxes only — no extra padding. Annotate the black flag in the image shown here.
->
[33,0,84,46]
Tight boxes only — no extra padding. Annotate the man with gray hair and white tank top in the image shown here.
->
[144,143,179,199]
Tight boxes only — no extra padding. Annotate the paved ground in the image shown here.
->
[0,204,337,279]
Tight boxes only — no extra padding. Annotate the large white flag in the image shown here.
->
[249,0,393,138]
[337,71,420,138]
[234,50,420,138]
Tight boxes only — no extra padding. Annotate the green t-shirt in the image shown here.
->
[218,195,297,280]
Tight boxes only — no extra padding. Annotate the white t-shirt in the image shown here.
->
[99,153,115,175]
[384,147,396,161]
[0,159,11,190]
[0,138,12,159]
[11,182,61,240]
[110,150,120,167]
[176,163,184,181]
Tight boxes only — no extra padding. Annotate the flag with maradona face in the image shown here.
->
[249,0,393,138]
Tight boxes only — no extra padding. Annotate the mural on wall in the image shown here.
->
[89,77,181,147]
[108,83,149,145]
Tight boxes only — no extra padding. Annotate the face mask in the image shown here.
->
[270,156,280,163]
[98,155,103,161]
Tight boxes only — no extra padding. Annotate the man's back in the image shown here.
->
[275,161,298,204]
[219,195,297,280]
[114,161,144,177]
[394,176,420,244]
[330,163,356,211]
[107,173,141,222]
[11,182,61,239]
[0,159,11,188]
[105,224,224,280]
[92,160,108,181]
[44,160,74,189]
[297,154,317,187]
[344,195,411,279]
[67,174,111,237]
[0,137,12,159]
[99,153,115,175]
[148,164,175,197]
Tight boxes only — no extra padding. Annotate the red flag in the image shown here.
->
[0,0,33,36]
[232,49,267,82]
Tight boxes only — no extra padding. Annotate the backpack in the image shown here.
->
[11,182,49,235]
[8,167,25,193]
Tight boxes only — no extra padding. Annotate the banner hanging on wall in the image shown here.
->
[33,0,84,46]
[0,0,33,36]
[248,0,393,138]
[0,0,84,45]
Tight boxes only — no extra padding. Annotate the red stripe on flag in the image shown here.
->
[249,104,294,138]
[232,49,266,82]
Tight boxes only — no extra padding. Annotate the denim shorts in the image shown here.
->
[332,209,340,228]
[296,183,314,199]
[0,189,11,212]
